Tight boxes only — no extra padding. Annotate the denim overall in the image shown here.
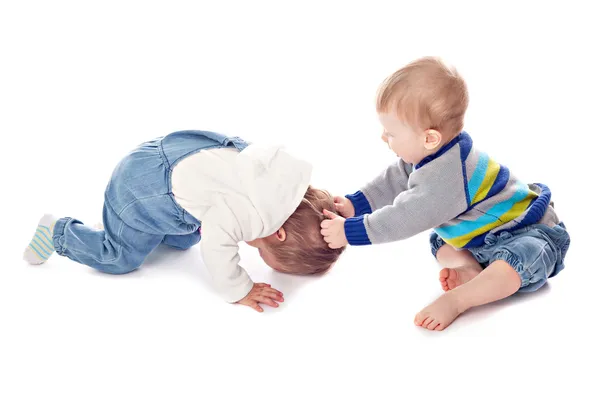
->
[52,131,249,274]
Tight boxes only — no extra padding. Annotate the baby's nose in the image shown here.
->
[381,133,388,143]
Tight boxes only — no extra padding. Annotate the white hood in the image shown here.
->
[235,143,312,237]
[170,143,313,303]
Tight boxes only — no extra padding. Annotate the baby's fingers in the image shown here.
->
[321,233,333,243]
[262,287,284,300]
[320,219,333,229]
[255,295,280,308]
[328,240,343,249]
[253,304,264,312]
[323,209,338,220]
[320,228,332,238]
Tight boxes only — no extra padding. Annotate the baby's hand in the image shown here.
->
[333,196,355,218]
[320,209,349,249]
[236,283,284,312]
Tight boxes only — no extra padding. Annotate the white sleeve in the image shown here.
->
[200,220,254,303]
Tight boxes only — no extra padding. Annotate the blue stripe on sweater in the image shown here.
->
[462,234,487,248]
[484,165,510,201]
[467,152,489,202]
[458,133,473,206]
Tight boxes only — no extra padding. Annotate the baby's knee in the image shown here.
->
[162,230,201,250]
[494,236,558,292]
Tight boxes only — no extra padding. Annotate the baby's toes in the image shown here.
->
[414,312,428,326]
[439,268,450,281]
[426,318,441,330]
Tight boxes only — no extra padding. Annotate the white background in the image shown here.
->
[1,1,598,399]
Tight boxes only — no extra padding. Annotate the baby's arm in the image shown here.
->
[200,223,255,303]
[200,218,284,311]
[345,156,467,245]
[346,159,413,216]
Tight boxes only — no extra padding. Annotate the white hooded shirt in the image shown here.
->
[171,144,312,303]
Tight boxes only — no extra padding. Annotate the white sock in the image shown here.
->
[23,214,58,265]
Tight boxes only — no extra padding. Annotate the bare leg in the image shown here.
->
[436,244,483,291]
[415,259,521,331]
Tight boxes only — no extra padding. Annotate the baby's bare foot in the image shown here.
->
[414,292,465,331]
[439,264,482,291]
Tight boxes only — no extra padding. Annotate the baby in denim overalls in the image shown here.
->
[321,57,570,330]
[24,130,345,312]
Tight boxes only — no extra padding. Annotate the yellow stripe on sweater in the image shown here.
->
[472,158,500,204]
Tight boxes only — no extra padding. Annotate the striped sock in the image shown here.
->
[23,214,58,265]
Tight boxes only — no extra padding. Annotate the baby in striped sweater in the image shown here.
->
[321,57,570,330]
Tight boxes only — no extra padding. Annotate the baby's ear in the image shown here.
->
[275,227,287,242]
[424,129,442,150]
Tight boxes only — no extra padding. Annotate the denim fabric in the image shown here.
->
[53,130,248,274]
[429,223,570,292]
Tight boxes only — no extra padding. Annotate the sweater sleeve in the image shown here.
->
[346,159,413,216]
[200,220,254,303]
[344,147,468,245]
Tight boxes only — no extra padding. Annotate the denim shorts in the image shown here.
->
[429,223,570,292]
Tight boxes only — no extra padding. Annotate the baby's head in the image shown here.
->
[249,186,345,275]
[376,56,469,164]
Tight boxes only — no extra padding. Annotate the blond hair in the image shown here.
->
[376,56,469,138]
[266,186,345,275]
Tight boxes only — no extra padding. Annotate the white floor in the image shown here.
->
[2,2,598,399]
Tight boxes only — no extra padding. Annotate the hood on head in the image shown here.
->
[236,143,312,237]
